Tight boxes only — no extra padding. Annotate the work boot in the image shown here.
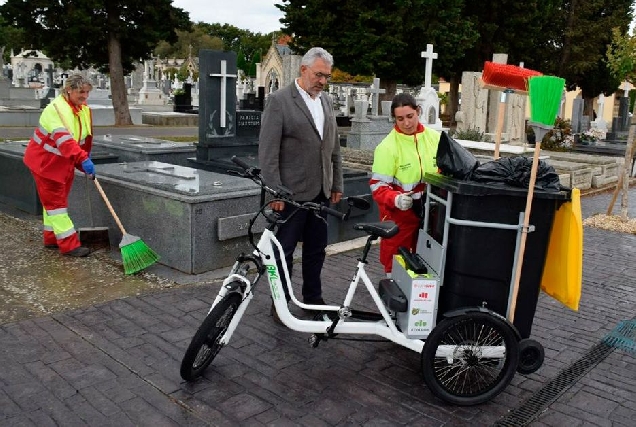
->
[63,246,90,257]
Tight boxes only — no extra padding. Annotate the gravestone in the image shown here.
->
[368,78,386,116]
[138,59,165,106]
[346,97,393,150]
[455,72,488,133]
[571,98,584,134]
[68,161,264,274]
[173,83,193,113]
[618,96,630,132]
[257,86,265,111]
[591,93,608,132]
[92,135,195,166]
[190,50,259,172]
[416,44,443,131]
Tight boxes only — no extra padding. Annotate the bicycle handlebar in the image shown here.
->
[231,155,347,221]
[321,204,347,220]
[231,156,251,170]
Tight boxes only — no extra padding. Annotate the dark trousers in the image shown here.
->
[275,192,328,302]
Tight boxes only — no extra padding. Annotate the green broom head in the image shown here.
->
[119,234,160,275]
[528,75,566,142]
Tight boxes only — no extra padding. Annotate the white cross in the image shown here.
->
[420,44,438,89]
[369,77,386,116]
[209,60,237,128]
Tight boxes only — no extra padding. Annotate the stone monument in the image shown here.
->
[416,44,443,131]
[346,78,394,150]
[190,50,259,172]
[138,58,165,105]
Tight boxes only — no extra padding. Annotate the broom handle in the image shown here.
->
[93,178,127,235]
[494,99,505,159]
[607,167,624,215]
[508,140,541,323]
[494,89,512,160]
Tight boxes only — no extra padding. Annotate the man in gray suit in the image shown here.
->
[258,47,344,313]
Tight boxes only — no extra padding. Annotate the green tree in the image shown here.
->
[0,0,191,125]
[277,0,478,104]
[552,0,633,117]
[606,27,636,220]
[154,24,224,59]
[0,14,25,66]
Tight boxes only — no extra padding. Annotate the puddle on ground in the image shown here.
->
[0,212,177,325]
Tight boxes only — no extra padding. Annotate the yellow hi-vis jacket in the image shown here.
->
[23,95,93,183]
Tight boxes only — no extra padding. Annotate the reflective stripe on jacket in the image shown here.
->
[23,95,92,182]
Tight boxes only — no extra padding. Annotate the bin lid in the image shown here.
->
[424,173,571,200]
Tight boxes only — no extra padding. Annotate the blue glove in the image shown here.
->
[81,158,95,176]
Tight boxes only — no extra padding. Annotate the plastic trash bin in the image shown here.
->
[419,173,571,338]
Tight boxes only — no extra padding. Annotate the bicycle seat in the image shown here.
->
[353,221,399,238]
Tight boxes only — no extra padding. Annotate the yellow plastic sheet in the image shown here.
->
[540,188,583,311]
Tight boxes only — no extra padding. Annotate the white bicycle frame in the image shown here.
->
[207,220,508,361]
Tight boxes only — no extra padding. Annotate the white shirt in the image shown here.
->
[295,78,325,139]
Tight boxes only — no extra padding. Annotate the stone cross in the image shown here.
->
[622,81,632,97]
[209,60,237,128]
[420,44,438,89]
[368,77,386,116]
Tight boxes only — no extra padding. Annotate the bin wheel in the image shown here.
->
[516,338,544,375]
[421,312,519,406]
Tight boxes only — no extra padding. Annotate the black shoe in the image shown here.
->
[44,244,58,249]
[63,246,90,257]
[270,302,284,326]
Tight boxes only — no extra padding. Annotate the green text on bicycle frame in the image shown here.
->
[266,265,281,299]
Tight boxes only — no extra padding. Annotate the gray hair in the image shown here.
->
[301,47,334,67]
[64,74,93,91]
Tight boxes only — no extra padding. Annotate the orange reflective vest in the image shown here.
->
[23,95,93,183]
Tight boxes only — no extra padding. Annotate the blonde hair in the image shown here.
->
[64,74,93,91]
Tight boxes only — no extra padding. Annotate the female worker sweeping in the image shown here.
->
[23,74,95,257]
[370,93,440,275]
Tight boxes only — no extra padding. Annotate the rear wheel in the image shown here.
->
[421,312,519,406]
[180,293,242,381]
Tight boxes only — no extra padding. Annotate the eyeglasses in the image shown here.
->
[307,66,332,81]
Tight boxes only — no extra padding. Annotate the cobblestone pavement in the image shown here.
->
[1,123,635,425]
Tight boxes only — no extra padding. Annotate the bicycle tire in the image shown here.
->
[180,292,242,381]
[421,311,519,406]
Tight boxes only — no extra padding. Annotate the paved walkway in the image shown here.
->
[1,124,635,425]
[1,189,635,426]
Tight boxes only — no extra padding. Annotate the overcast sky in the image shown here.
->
[173,0,285,33]
[0,0,285,34]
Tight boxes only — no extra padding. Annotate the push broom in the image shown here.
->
[480,61,543,158]
[92,179,159,275]
[507,74,566,323]
[53,104,159,275]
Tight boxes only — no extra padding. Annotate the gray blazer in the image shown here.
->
[258,81,343,201]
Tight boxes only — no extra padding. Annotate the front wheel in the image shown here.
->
[421,312,519,406]
[180,293,242,381]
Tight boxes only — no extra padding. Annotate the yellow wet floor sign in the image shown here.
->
[540,188,583,311]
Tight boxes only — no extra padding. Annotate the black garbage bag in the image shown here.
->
[436,131,480,179]
[471,156,561,191]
